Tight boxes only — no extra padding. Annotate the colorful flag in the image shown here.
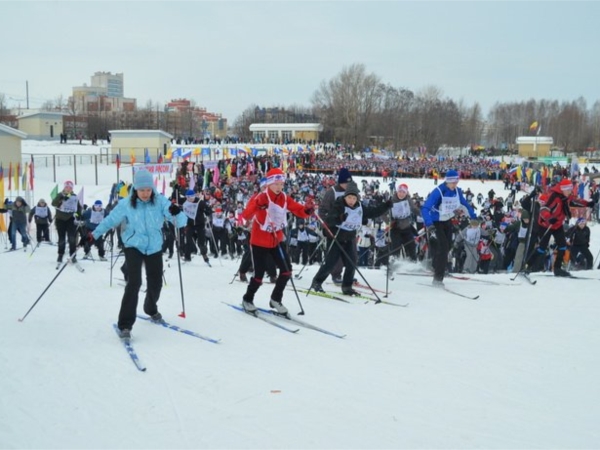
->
[116,153,121,170]
[8,162,12,191]
[29,155,34,190]
[189,173,196,192]
[21,162,28,191]
[14,162,20,191]
[130,150,136,165]
[144,148,151,164]
[529,121,538,131]
[162,177,166,196]
[119,183,129,198]
[157,153,163,164]
[50,184,59,201]
[213,167,220,185]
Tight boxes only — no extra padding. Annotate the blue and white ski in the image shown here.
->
[223,302,299,333]
[112,324,146,372]
[136,315,221,344]
[256,307,346,339]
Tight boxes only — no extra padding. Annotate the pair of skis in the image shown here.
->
[113,315,221,372]
[297,287,409,308]
[223,302,346,339]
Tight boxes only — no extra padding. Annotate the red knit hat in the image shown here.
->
[397,183,409,193]
[559,179,573,191]
[266,168,285,185]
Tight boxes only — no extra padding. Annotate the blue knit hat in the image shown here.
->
[133,169,154,190]
[185,189,195,197]
[338,168,352,184]
[94,200,102,206]
[445,170,459,183]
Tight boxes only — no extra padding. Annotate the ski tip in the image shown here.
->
[178,312,186,318]
[17,318,23,322]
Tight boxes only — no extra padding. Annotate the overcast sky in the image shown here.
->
[1,1,598,122]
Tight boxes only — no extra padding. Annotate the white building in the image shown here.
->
[249,123,323,143]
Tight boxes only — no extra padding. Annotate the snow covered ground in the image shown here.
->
[2,141,600,449]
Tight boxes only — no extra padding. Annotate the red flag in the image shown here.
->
[29,155,34,190]
[116,153,121,170]
[162,177,166,195]
[158,153,164,164]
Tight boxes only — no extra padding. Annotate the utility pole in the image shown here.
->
[26,80,29,109]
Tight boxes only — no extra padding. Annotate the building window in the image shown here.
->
[268,131,279,142]
[253,131,265,142]
[281,131,292,142]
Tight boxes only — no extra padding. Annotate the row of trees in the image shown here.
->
[234,63,600,154]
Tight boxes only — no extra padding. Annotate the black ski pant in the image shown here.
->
[55,217,78,257]
[312,238,357,289]
[118,248,163,331]
[430,221,454,282]
[243,244,292,304]
[390,227,417,261]
[298,241,310,265]
[36,223,50,242]
[570,245,593,270]
[184,224,208,259]
[238,245,276,277]
[526,226,567,272]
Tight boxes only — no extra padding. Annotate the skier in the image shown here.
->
[566,218,593,270]
[310,181,393,295]
[524,179,594,276]
[389,183,421,261]
[319,168,353,285]
[91,169,187,339]
[28,199,53,244]
[3,196,30,251]
[81,200,107,260]
[181,189,212,263]
[421,170,477,286]
[52,180,82,263]
[240,168,314,315]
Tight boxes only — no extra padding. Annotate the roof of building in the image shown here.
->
[516,136,554,145]
[108,129,173,139]
[249,123,323,132]
[0,123,27,139]
[17,111,66,120]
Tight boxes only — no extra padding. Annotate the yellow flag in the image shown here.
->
[119,183,129,198]
[529,121,538,131]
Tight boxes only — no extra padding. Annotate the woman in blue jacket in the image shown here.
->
[421,170,477,286]
[92,169,187,339]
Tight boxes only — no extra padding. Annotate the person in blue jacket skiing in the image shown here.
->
[92,169,187,339]
[421,170,477,286]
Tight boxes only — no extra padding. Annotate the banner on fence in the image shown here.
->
[132,164,173,174]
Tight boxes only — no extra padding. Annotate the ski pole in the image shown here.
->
[174,223,186,318]
[313,213,383,304]
[275,240,305,315]
[19,251,78,322]
[294,237,325,279]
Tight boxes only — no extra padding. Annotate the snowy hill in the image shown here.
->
[2,141,600,449]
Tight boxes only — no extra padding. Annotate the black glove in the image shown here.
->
[548,217,558,225]
[169,204,181,216]
[385,199,394,208]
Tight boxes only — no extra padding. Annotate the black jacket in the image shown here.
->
[325,197,391,243]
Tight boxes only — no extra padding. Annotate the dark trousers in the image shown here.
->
[184,225,207,259]
[243,244,292,303]
[84,234,105,257]
[36,223,50,242]
[118,248,163,330]
[431,221,454,281]
[313,238,357,288]
[390,227,417,261]
[527,226,567,272]
[570,246,593,269]
[298,241,310,265]
[55,218,77,256]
